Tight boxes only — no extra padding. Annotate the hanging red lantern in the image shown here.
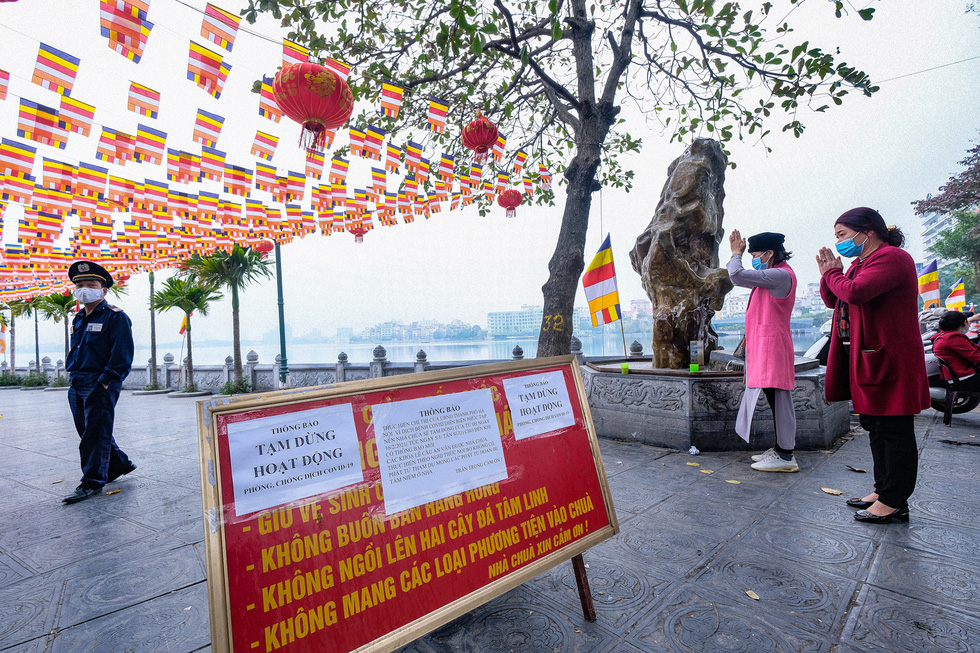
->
[462,112,498,164]
[347,223,369,244]
[254,239,275,254]
[272,62,354,151]
[497,189,523,218]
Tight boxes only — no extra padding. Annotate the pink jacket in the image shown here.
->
[745,262,797,390]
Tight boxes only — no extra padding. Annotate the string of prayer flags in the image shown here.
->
[539,163,552,190]
[192,109,224,148]
[107,176,136,206]
[75,162,108,199]
[282,39,309,66]
[33,43,80,96]
[200,3,240,52]
[364,126,385,160]
[58,96,95,137]
[41,159,76,192]
[380,81,404,118]
[305,150,324,179]
[223,163,251,196]
[200,147,226,181]
[427,97,449,133]
[128,82,160,118]
[100,0,153,63]
[513,149,529,175]
[254,162,276,192]
[258,76,281,122]
[323,58,352,80]
[385,143,401,174]
[251,131,277,161]
[328,157,348,185]
[34,187,73,217]
[134,124,166,165]
[18,99,69,150]
[187,42,232,99]
[492,133,507,162]
[0,70,9,101]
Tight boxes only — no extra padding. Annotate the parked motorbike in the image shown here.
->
[802,312,980,415]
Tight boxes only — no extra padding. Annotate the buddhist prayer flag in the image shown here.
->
[348,128,367,158]
[405,141,423,173]
[251,131,277,161]
[364,126,385,160]
[200,3,240,51]
[282,39,309,66]
[492,133,507,163]
[134,124,166,165]
[18,99,69,150]
[583,234,621,327]
[41,158,75,192]
[0,69,8,101]
[254,162,276,192]
[224,163,252,196]
[918,259,940,308]
[76,162,108,198]
[439,153,455,182]
[1,324,7,356]
[201,147,226,181]
[166,149,201,184]
[539,163,552,190]
[192,109,224,147]
[32,43,80,96]
[179,314,190,335]
[258,75,281,122]
[305,150,324,179]
[513,149,529,175]
[380,81,404,118]
[323,58,352,80]
[329,157,348,185]
[427,97,449,133]
[187,41,232,99]
[522,175,534,196]
[286,171,305,203]
[58,96,95,137]
[128,82,160,118]
[946,278,967,311]
[385,143,401,174]
[96,128,131,164]
[100,0,153,63]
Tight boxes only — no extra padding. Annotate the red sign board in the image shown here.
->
[198,356,618,652]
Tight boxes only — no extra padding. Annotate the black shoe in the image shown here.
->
[63,485,102,504]
[107,463,137,483]
[854,507,909,523]
[846,498,875,509]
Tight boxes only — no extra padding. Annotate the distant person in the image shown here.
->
[727,230,799,472]
[932,311,980,392]
[817,208,929,524]
[62,261,137,505]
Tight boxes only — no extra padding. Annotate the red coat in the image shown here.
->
[932,330,980,380]
[820,245,930,415]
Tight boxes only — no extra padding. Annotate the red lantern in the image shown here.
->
[273,62,354,151]
[462,112,498,164]
[254,239,275,254]
[347,223,369,244]
[497,189,523,219]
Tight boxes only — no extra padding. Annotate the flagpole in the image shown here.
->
[619,317,628,359]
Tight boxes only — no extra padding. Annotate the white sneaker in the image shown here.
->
[750,448,775,463]
[750,449,799,472]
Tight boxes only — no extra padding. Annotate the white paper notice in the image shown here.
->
[227,405,363,516]
[501,370,576,441]
[371,389,508,514]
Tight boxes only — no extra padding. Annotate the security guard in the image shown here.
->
[62,261,137,504]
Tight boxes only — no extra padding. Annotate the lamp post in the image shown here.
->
[149,270,158,388]
[258,239,289,388]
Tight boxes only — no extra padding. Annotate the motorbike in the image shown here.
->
[802,311,980,415]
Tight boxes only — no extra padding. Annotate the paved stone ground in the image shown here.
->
[1,387,978,652]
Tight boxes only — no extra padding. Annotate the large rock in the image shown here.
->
[630,139,733,369]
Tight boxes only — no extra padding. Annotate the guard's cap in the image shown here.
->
[747,232,786,253]
[68,260,114,288]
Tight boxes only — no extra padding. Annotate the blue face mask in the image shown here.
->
[836,234,866,258]
[751,255,768,271]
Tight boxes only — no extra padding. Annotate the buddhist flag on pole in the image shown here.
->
[32,43,80,96]
[179,313,191,335]
[918,259,940,308]
[0,324,6,355]
[583,234,621,327]
[128,82,160,118]
[946,278,966,311]
[200,4,240,52]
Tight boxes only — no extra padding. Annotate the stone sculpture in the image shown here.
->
[629,138,733,369]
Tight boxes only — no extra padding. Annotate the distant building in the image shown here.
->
[919,194,955,256]
[487,305,543,338]
[629,299,652,319]
[721,292,749,317]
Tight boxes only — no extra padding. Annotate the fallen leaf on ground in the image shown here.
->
[725,480,741,484]
[686,462,701,467]
[746,590,760,600]
[105,488,121,495]
[51,479,63,484]
[700,469,714,474]
[845,465,867,473]
[821,487,843,495]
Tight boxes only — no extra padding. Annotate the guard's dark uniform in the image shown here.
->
[65,263,136,494]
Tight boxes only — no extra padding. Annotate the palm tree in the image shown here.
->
[150,276,222,390]
[38,291,78,364]
[3,299,35,373]
[180,245,272,383]
[148,270,159,388]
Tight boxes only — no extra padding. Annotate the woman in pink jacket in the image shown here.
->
[817,207,930,524]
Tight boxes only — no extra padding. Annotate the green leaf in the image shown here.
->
[858,8,875,20]
[549,0,558,13]
[552,19,563,40]
[521,46,529,66]
[471,35,484,55]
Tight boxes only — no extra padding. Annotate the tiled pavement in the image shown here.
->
[1,388,978,652]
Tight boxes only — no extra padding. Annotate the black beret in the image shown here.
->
[747,232,785,253]
[68,260,114,288]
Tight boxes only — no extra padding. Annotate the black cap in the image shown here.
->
[68,260,114,288]
[747,232,785,253]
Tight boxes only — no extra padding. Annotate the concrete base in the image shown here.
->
[42,387,70,392]
[131,389,175,395]
[167,391,212,398]
[580,358,850,451]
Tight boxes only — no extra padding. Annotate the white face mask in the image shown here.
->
[73,287,105,304]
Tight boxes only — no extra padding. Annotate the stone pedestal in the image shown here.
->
[580,358,849,451]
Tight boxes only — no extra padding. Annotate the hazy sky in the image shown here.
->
[1,1,978,364]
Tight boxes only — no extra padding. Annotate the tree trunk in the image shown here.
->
[33,308,40,374]
[63,318,69,365]
[10,313,15,372]
[186,312,195,389]
[231,281,242,382]
[149,271,158,388]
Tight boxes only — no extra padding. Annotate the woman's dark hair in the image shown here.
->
[772,248,792,264]
[939,311,968,332]
[835,207,905,248]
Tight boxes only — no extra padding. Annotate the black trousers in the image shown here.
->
[859,414,918,509]
[68,379,132,488]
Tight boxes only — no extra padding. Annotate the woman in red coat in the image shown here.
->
[932,311,980,391]
[817,207,930,524]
